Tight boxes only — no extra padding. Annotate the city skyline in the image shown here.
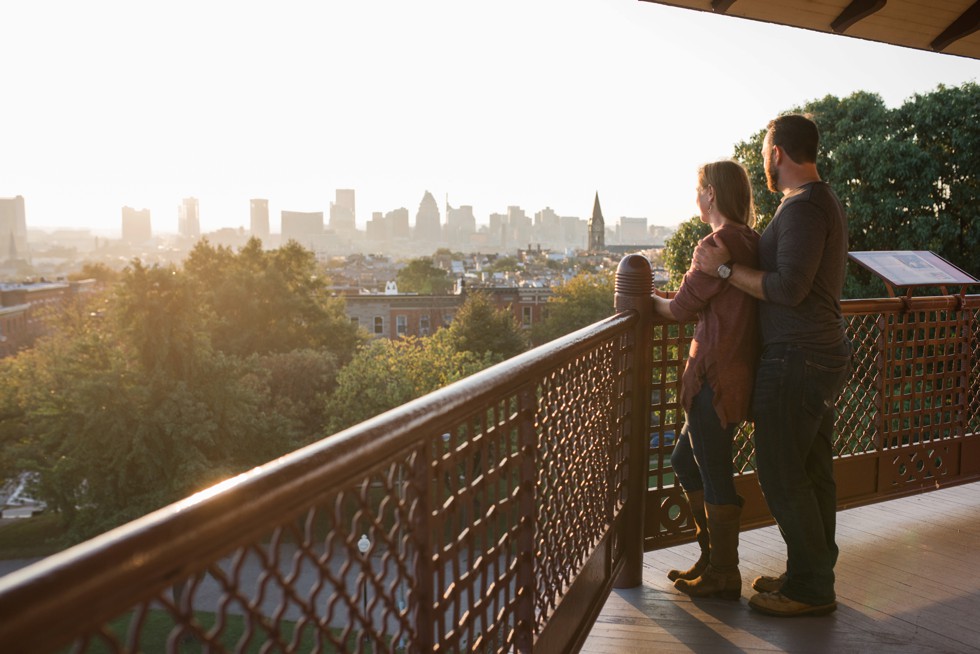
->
[2,1,979,235]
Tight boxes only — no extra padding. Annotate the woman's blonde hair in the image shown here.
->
[698,160,755,228]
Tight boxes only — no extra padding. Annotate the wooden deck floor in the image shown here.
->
[583,481,980,653]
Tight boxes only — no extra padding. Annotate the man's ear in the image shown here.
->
[771,144,783,165]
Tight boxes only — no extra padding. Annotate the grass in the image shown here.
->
[0,512,67,560]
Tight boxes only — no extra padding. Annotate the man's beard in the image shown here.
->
[765,159,779,193]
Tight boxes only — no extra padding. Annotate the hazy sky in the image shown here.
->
[3,1,979,235]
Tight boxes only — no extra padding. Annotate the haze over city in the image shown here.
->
[3,0,979,236]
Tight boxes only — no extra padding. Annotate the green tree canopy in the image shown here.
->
[445,292,527,361]
[183,238,361,361]
[530,272,615,345]
[324,333,491,433]
[396,257,453,295]
[667,83,980,298]
[661,216,711,290]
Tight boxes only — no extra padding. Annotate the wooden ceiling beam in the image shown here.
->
[931,1,980,51]
[711,0,737,14]
[831,0,887,34]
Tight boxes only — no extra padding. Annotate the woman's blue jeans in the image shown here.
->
[670,382,739,506]
[752,341,851,606]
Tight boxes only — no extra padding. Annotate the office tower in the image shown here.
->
[445,201,476,247]
[330,189,356,231]
[178,197,201,239]
[121,207,152,243]
[507,206,532,247]
[588,192,605,252]
[618,217,649,244]
[387,208,411,240]
[534,207,562,249]
[366,211,388,241]
[250,199,270,239]
[489,212,507,249]
[0,195,28,262]
[281,211,324,241]
[414,191,442,244]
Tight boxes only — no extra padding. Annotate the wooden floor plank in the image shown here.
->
[582,481,980,653]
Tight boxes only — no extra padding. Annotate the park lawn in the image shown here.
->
[0,512,66,560]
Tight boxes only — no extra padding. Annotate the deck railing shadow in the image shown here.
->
[0,254,977,653]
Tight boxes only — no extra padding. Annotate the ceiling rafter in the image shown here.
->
[931,0,980,51]
[831,0,888,34]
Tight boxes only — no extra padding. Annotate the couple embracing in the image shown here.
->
[652,114,851,617]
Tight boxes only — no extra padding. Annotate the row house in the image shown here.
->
[343,286,554,340]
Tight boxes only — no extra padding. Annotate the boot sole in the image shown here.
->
[674,584,742,601]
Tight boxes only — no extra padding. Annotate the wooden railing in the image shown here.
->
[0,254,977,652]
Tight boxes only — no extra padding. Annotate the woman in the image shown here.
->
[652,159,759,600]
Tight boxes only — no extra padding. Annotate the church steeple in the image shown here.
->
[588,191,605,252]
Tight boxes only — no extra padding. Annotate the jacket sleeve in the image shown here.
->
[669,232,728,322]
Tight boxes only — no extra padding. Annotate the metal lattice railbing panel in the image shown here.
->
[0,312,642,653]
[646,295,980,549]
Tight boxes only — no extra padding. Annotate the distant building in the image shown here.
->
[414,191,442,244]
[121,206,152,243]
[343,285,552,340]
[250,199,270,239]
[588,192,605,252]
[330,189,356,231]
[281,211,324,244]
[617,217,649,244]
[0,279,97,357]
[178,197,200,239]
[388,208,411,240]
[0,195,28,263]
[445,201,476,247]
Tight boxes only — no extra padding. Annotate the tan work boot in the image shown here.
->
[752,572,787,593]
[748,591,837,617]
[667,490,709,582]
[673,500,742,601]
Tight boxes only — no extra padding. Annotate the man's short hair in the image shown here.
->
[767,114,819,164]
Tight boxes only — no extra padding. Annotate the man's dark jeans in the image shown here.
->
[752,340,851,606]
[671,382,739,506]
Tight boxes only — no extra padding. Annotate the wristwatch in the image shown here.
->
[717,261,733,280]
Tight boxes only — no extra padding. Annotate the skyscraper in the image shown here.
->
[330,189,356,231]
[445,201,476,247]
[414,191,442,244]
[0,196,28,262]
[121,206,152,243]
[250,199,270,239]
[588,192,605,252]
[178,197,201,239]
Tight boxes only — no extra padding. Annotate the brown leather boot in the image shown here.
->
[667,490,709,582]
[674,499,742,601]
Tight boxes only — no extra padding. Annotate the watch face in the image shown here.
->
[718,264,732,279]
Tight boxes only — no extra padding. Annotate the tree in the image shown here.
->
[396,257,453,294]
[445,292,527,361]
[530,272,615,345]
[729,84,980,298]
[0,247,360,542]
[324,334,491,433]
[661,216,711,289]
[664,84,980,298]
[183,238,362,361]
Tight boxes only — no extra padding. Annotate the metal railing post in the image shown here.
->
[613,254,654,588]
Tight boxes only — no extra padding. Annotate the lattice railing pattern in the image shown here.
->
[651,296,979,541]
[18,316,637,654]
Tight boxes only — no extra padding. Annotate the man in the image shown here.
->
[693,114,850,617]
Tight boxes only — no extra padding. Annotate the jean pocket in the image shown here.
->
[802,357,849,418]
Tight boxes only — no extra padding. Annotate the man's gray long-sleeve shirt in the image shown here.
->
[759,181,848,348]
